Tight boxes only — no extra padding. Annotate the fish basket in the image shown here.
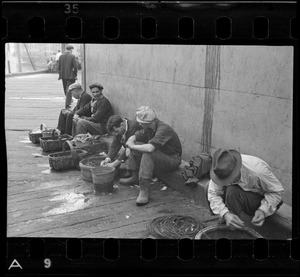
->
[79,154,108,182]
[28,123,46,144]
[71,134,109,156]
[194,225,263,240]
[48,141,88,171]
[39,130,73,152]
[40,123,56,138]
[91,166,115,193]
[28,130,43,144]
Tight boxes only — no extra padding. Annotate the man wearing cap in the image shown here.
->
[72,82,113,136]
[100,115,142,169]
[55,82,92,136]
[120,106,182,206]
[207,148,284,230]
[58,44,78,109]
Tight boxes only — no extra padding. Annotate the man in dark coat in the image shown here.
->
[100,115,142,168]
[58,44,78,109]
[72,82,113,136]
[56,82,92,135]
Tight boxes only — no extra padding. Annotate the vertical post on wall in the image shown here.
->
[16,43,22,73]
[23,43,37,71]
[82,44,86,91]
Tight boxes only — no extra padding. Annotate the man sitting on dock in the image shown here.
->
[55,82,92,136]
[207,148,284,230]
[72,82,113,136]
[100,115,142,169]
[119,106,182,206]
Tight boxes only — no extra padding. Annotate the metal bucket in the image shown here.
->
[91,166,115,193]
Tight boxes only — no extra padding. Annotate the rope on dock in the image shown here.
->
[147,215,205,239]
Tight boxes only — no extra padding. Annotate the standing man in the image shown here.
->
[55,50,62,63]
[72,82,113,136]
[58,44,77,109]
[207,148,284,230]
[55,82,92,136]
[120,106,182,206]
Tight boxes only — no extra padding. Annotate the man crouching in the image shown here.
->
[120,106,182,206]
[207,148,284,229]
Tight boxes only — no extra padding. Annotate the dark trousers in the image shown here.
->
[62,79,75,107]
[224,185,264,217]
[72,119,105,137]
[57,109,74,135]
[127,144,181,180]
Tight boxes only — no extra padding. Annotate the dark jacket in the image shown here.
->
[108,119,142,162]
[75,96,113,133]
[73,91,92,112]
[58,52,77,80]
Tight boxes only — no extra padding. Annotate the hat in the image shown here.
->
[68,82,82,91]
[66,44,74,50]
[210,148,242,186]
[136,106,157,123]
[89,82,104,90]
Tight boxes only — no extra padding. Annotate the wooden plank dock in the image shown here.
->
[5,73,217,238]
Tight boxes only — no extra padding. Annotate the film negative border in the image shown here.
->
[1,2,298,43]
[2,1,299,276]
[5,238,299,275]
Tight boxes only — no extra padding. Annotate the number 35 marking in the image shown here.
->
[64,4,79,14]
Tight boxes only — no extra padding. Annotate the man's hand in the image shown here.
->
[100,157,111,167]
[106,160,121,168]
[223,212,245,230]
[73,114,79,122]
[126,140,135,149]
[125,147,131,157]
[251,209,265,227]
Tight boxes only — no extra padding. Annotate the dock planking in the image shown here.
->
[6,73,214,238]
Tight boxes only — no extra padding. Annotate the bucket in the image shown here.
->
[79,155,107,182]
[91,166,115,193]
[194,225,263,240]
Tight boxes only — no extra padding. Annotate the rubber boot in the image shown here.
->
[119,170,138,186]
[136,179,151,206]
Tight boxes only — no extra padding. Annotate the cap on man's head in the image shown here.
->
[89,82,104,90]
[136,106,157,123]
[66,44,74,50]
[68,82,82,91]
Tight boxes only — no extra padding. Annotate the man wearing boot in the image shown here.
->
[100,115,141,169]
[119,106,182,206]
[207,148,284,230]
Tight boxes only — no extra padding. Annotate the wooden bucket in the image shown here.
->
[91,166,115,193]
[79,155,108,182]
[195,225,263,240]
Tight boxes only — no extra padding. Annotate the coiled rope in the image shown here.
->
[147,215,205,239]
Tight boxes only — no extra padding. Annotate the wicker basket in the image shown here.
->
[71,135,109,156]
[194,225,263,240]
[39,130,73,152]
[28,124,46,144]
[48,141,88,171]
[28,130,43,144]
[42,129,56,138]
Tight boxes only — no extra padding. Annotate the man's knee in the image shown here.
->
[225,185,241,204]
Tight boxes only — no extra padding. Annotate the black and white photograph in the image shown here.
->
[5,43,293,240]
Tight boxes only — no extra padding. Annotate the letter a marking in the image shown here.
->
[8,259,23,270]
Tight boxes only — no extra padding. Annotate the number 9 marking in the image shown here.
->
[44,258,51,268]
